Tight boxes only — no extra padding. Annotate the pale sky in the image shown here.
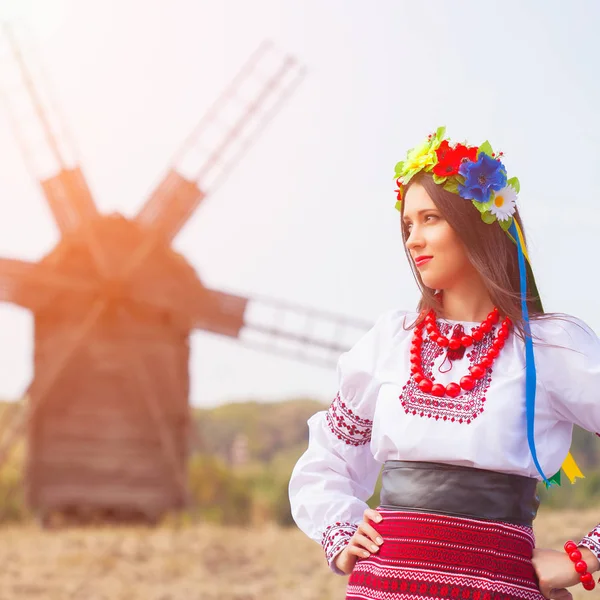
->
[0,0,598,407]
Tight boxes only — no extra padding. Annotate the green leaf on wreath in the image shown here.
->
[481,211,497,225]
[477,141,494,158]
[394,161,405,176]
[473,198,494,213]
[443,179,459,194]
[507,176,520,194]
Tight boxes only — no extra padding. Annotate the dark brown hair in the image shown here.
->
[401,172,544,339]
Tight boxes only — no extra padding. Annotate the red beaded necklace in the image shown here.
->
[410,308,512,398]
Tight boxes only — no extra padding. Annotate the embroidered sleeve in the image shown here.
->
[579,524,600,561]
[325,392,373,446]
[322,522,358,568]
[288,309,404,574]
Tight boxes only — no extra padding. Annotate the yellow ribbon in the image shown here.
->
[561,451,585,484]
[511,219,530,264]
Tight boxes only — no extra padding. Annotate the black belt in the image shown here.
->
[379,460,540,526]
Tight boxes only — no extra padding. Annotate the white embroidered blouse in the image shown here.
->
[288,308,600,574]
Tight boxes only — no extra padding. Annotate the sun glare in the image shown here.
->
[0,0,66,39]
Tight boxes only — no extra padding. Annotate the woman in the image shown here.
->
[288,127,600,600]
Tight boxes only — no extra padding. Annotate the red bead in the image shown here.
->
[418,379,433,393]
[492,339,504,351]
[460,376,476,391]
[480,321,492,333]
[497,328,508,341]
[480,357,492,369]
[570,550,582,562]
[414,372,425,384]
[445,382,461,398]
[580,572,593,584]
[564,541,578,554]
[472,329,484,342]
[449,338,461,351]
[582,580,595,591]
[410,364,420,374]
[437,336,449,347]
[487,348,499,359]
[575,560,588,574]
[469,365,485,379]
[410,355,420,366]
[425,313,435,324]
[504,317,512,328]
[461,335,473,347]
[489,310,499,324]
[431,384,446,397]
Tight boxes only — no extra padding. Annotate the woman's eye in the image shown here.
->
[424,214,438,223]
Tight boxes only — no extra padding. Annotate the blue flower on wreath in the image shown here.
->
[458,153,507,203]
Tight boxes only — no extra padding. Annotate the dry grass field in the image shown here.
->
[0,508,596,600]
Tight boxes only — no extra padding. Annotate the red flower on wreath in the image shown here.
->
[395,177,404,201]
[433,140,478,177]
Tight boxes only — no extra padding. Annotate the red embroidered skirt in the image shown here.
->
[346,509,545,600]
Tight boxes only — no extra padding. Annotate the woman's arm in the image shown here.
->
[289,309,403,574]
[289,399,383,574]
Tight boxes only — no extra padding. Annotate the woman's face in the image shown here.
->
[402,182,477,290]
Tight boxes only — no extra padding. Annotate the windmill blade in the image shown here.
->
[190,292,373,368]
[0,257,97,310]
[134,40,305,243]
[128,281,371,367]
[237,295,373,368]
[0,25,108,274]
[191,288,249,337]
[127,279,249,337]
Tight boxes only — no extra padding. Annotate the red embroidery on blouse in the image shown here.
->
[321,521,357,564]
[580,525,600,560]
[399,322,494,424]
[326,392,373,446]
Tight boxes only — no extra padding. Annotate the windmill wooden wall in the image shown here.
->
[24,218,197,522]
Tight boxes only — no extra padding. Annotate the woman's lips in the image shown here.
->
[414,256,433,268]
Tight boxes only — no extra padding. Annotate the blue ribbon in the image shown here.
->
[508,221,550,486]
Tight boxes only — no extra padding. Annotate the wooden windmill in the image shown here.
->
[0,25,372,524]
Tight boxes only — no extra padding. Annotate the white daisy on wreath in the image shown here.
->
[489,185,517,221]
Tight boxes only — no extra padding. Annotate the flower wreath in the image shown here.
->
[393,126,520,229]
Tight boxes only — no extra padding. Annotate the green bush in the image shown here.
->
[187,454,253,526]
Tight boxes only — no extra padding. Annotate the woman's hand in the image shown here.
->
[334,508,384,575]
[532,548,580,600]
